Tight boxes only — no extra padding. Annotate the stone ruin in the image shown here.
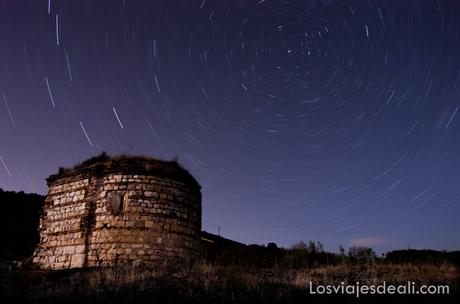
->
[33,154,201,270]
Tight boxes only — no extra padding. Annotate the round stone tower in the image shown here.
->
[33,154,201,270]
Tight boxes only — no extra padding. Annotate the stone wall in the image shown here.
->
[33,159,201,270]
[33,177,90,269]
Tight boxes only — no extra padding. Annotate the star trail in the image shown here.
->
[1,0,460,253]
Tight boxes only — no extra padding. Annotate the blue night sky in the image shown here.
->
[0,0,459,253]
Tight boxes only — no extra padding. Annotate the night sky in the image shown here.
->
[1,0,460,253]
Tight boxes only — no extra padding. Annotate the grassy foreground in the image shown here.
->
[1,260,458,304]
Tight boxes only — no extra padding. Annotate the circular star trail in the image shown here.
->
[0,0,460,252]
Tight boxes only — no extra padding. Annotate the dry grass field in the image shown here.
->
[1,259,458,304]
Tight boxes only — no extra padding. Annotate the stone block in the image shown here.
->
[70,254,85,268]
[75,245,86,254]
[63,246,75,255]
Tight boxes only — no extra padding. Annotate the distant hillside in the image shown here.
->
[386,249,460,266]
[0,189,44,262]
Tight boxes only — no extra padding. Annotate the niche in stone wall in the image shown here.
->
[107,192,128,215]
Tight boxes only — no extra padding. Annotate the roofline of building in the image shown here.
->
[46,153,201,190]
